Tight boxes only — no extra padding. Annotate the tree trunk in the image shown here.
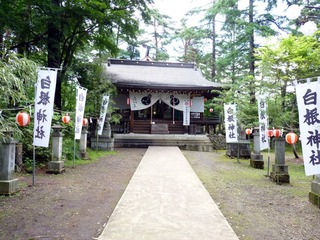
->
[0,31,3,59]
[248,0,255,104]
[211,13,216,81]
[48,0,62,110]
[292,144,300,159]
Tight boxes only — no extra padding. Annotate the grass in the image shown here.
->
[217,149,314,199]
[63,148,117,167]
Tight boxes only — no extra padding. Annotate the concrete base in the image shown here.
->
[80,151,89,160]
[250,153,264,169]
[309,191,320,208]
[250,160,264,169]
[226,140,251,159]
[91,138,114,151]
[309,180,320,208]
[0,179,19,195]
[270,165,290,183]
[47,161,65,174]
[311,180,320,193]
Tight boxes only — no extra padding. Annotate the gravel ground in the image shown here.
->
[1,148,320,240]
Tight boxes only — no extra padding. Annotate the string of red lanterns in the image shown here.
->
[285,132,299,145]
[82,118,88,126]
[62,113,71,124]
[273,129,281,138]
[16,112,30,127]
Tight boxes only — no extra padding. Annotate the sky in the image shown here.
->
[144,0,211,60]
[140,0,310,61]
[153,0,210,22]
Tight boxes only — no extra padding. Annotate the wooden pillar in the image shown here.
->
[130,110,134,133]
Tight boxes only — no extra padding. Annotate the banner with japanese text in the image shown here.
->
[258,96,269,151]
[224,104,238,143]
[183,99,191,126]
[33,69,58,147]
[296,81,320,176]
[97,95,110,135]
[74,87,87,140]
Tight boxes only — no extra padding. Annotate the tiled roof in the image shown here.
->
[106,59,224,91]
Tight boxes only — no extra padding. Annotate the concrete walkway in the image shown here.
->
[98,146,239,240]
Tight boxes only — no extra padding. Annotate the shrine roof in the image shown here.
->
[106,59,225,92]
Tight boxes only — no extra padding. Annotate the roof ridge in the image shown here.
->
[108,58,195,69]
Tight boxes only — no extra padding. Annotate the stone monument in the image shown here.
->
[250,127,264,169]
[47,125,65,174]
[80,125,88,159]
[226,129,251,159]
[309,175,320,207]
[91,113,114,151]
[0,132,19,195]
[270,137,290,183]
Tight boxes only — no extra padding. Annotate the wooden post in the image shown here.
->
[130,110,134,133]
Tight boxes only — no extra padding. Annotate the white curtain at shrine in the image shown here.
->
[129,92,189,111]
[129,92,161,110]
[160,93,188,111]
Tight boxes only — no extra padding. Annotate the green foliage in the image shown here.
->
[140,8,174,61]
[68,58,117,118]
[257,33,320,131]
[258,34,320,81]
[0,55,38,142]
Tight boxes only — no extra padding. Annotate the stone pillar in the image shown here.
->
[15,142,23,173]
[250,127,264,169]
[47,125,65,174]
[91,114,114,151]
[0,133,19,195]
[80,126,88,159]
[309,175,320,207]
[270,137,290,183]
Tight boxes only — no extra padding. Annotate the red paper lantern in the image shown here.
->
[245,128,252,135]
[209,108,213,113]
[273,129,281,138]
[82,118,88,126]
[285,132,298,145]
[267,129,274,138]
[62,114,71,124]
[16,112,30,127]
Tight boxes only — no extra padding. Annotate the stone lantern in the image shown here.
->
[0,131,19,194]
[47,125,65,174]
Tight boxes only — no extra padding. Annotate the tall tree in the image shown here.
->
[1,0,152,110]
[172,19,207,63]
[142,8,174,61]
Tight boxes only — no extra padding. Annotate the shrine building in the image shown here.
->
[106,58,225,137]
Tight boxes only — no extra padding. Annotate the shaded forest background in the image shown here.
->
[1,0,320,161]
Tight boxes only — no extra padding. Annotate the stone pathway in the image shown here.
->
[98,146,238,240]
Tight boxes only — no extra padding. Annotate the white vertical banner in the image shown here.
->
[33,69,58,147]
[74,86,87,140]
[183,99,191,126]
[296,80,320,176]
[224,104,238,143]
[97,95,110,135]
[258,96,269,151]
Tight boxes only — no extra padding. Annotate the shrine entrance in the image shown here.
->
[133,101,183,122]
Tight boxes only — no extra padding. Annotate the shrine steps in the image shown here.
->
[113,133,213,152]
